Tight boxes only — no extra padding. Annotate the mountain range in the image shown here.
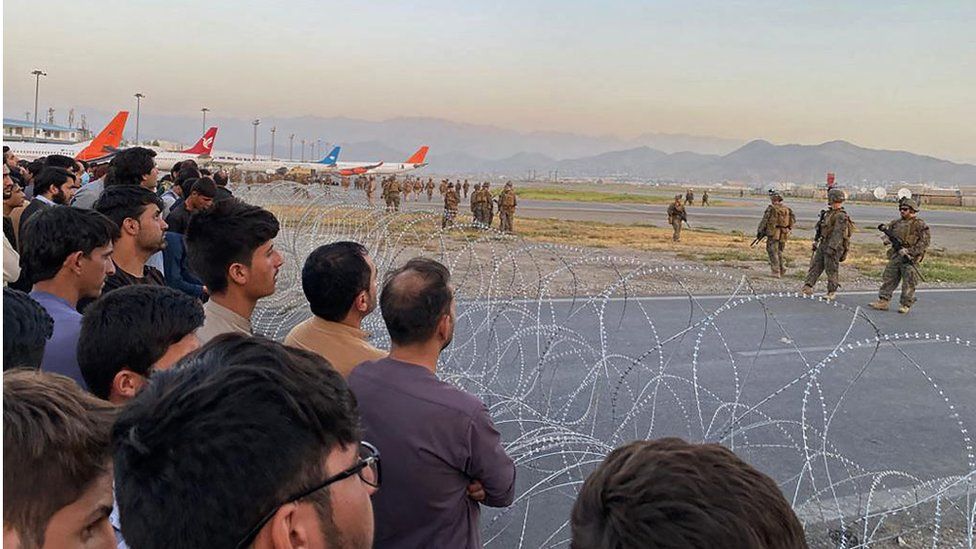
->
[54,110,976,186]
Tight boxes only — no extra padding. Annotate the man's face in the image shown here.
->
[243,240,284,299]
[4,175,25,206]
[6,153,20,166]
[38,470,115,549]
[135,204,168,253]
[141,164,159,190]
[187,192,213,212]
[78,244,115,299]
[52,177,80,205]
[320,444,376,549]
[900,207,915,220]
[364,254,378,314]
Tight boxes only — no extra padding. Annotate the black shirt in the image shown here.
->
[103,263,166,294]
[165,203,191,235]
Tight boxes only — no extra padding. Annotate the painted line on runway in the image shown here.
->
[735,338,933,358]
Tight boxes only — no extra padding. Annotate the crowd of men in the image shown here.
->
[4,144,813,548]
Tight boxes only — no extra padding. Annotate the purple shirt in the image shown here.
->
[29,290,87,389]
[348,357,515,549]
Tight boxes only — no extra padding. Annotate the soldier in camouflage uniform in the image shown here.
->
[685,189,694,205]
[365,176,375,206]
[462,179,470,199]
[869,198,930,314]
[497,181,517,233]
[485,183,495,227]
[470,183,484,225]
[667,195,686,242]
[802,188,853,301]
[426,178,434,201]
[701,190,710,207]
[381,178,390,210]
[387,177,402,212]
[757,190,796,277]
[442,182,460,228]
[439,180,448,196]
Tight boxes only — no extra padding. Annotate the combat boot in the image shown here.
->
[780,268,787,277]
[770,268,781,278]
[898,305,911,314]
[823,292,837,302]
[801,285,814,296]
[868,299,890,311]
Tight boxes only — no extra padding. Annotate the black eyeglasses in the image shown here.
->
[234,441,380,548]
[899,207,911,211]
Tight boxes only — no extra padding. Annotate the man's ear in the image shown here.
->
[111,369,145,402]
[437,313,452,341]
[261,502,311,549]
[122,217,140,237]
[354,290,369,314]
[228,262,249,287]
[63,250,86,276]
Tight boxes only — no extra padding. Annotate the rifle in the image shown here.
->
[876,224,926,282]
[751,230,767,247]
[812,209,828,250]
[681,211,691,229]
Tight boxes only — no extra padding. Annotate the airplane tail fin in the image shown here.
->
[406,146,429,164]
[76,111,128,161]
[181,127,218,155]
[317,146,341,165]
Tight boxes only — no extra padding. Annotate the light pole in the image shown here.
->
[31,70,46,141]
[289,134,295,161]
[309,141,315,162]
[316,138,322,160]
[301,138,306,162]
[134,93,145,144]
[270,126,276,160]
[251,119,260,160]
[200,107,209,133]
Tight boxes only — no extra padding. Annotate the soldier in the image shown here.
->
[442,182,460,228]
[402,179,411,202]
[869,198,930,314]
[470,182,483,225]
[426,178,434,201]
[667,194,687,242]
[484,182,495,227]
[701,190,710,207]
[439,179,448,196]
[462,179,470,199]
[685,189,694,205]
[381,177,391,210]
[757,190,796,278]
[497,181,517,233]
[365,176,375,206]
[387,176,402,212]
[802,188,853,301]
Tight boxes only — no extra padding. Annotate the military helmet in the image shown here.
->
[899,197,919,212]
[674,194,682,200]
[768,189,783,201]
[827,188,846,203]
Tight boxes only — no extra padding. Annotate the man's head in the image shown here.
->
[827,188,846,207]
[185,198,282,297]
[380,258,454,350]
[184,177,217,212]
[20,207,118,295]
[899,198,919,219]
[3,165,26,208]
[3,369,117,549]
[482,182,489,189]
[42,154,76,172]
[674,194,682,202]
[113,334,376,549]
[3,288,54,371]
[78,286,204,404]
[94,185,168,255]
[213,170,229,188]
[33,167,78,204]
[3,146,18,167]
[768,190,783,203]
[105,147,158,190]
[303,242,377,324]
[571,438,807,549]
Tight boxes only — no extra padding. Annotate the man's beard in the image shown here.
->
[52,189,67,205]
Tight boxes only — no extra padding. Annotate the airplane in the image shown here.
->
[357,146,429,176]
[4,111,129,163]
[214,146,378,175]
[152,127,219,170]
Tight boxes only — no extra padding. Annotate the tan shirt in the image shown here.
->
[197,299,252,344]
[285,316,386,377]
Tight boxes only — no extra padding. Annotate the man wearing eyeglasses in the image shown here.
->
[349,258,516,549]
[112,334,379,549]
[869,197,930,314]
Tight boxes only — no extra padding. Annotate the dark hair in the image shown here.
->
[93,185,164,229]
[26,159,46,178]
[188,176,217,198]
[3,369,117,548]
[3,288,54,370]
[43,154,76,170]
[78,159,90,171]
[32,166,76,196]
[105,147,157,187]
[78,286,204,400]
[112,334,360,549]
[380,257,453,345]
[199,168,212,176]
[170,161,183,175]
[570,438,808,549]
[213,170,229,187]
[302,242,371,322]
[176,167,200,187]
[19,208,119,285]
[185,199,279,293]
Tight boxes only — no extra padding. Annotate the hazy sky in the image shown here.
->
[4,0,975,161]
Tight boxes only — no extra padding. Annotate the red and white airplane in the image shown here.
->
[151,127,219,170]
[347,146,429,176]
[5,111,129,163]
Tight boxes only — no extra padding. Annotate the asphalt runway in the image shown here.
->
[396,193,976,251]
